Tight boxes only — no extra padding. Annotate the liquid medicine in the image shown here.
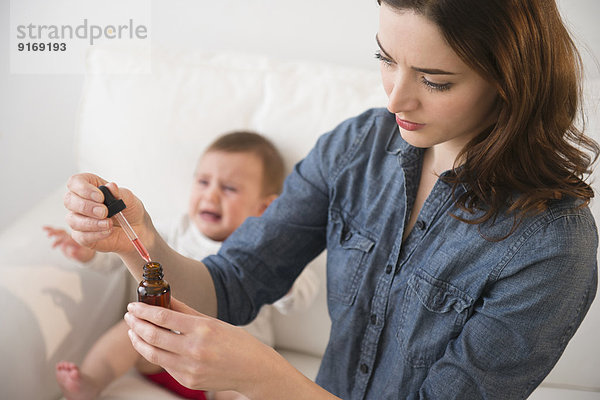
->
[137,261,171,308]
[98,185,151,263]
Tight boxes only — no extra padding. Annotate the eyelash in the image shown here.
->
[374,51,392,67]
[374,51,452,93]
[420,76,452,92]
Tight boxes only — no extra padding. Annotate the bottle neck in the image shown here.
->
[142,262,164,281]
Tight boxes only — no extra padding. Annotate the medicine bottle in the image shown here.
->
[137,261,171,308]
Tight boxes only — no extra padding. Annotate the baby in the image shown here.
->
[45,131,320,400]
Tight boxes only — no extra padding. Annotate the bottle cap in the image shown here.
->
[98,185,126,218]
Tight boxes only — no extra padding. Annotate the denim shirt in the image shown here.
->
[203,108,598,399]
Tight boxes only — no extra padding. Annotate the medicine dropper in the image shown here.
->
[98,185,152,263]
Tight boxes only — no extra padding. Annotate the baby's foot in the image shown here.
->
[55,361,100,400]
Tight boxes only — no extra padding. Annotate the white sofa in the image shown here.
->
[1,46,599,400]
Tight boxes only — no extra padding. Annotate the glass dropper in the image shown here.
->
[98,185,152,263]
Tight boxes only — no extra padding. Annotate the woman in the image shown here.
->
[64,0,599,398]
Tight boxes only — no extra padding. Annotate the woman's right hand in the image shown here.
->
[63,173,150,255]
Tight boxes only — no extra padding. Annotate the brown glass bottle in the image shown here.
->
[137,261,171,308]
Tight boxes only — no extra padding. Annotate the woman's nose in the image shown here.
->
[386,75,419,114]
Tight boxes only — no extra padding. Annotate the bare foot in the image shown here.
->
[55,361,100,400]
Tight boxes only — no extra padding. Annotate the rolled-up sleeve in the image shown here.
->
[203,110,380,325]
[203,132,334,325]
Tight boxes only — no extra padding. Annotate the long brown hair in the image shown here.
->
[378,0,599,230]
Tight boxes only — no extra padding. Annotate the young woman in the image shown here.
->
[63,0,598,398]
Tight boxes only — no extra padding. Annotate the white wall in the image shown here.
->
[0,0,598,229]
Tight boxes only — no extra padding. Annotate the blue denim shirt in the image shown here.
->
[204,108,598,399]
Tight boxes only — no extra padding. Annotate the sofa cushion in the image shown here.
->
[76,46,387,225]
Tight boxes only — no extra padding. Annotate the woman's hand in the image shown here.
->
[124,298,277,394]
[43,226,96,262]
[63,173,150,255]
[124,298,327,399]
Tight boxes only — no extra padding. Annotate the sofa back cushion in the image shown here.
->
[77,46,386,224]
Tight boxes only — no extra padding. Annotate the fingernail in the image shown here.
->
[93,206,105,217]
[127,303,137,312]
[91,191,103,202]
[99,220,110,229]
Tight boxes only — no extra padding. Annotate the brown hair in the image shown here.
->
[205,131,285,196]
[378,0,599,232]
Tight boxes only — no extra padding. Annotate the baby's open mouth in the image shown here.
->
[200,211,222,222]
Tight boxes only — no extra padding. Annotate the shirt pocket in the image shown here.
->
[326,210,375,306]
[396,268,474,368]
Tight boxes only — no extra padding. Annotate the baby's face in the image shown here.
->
[188,150,270,242]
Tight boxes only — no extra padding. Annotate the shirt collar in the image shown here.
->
[382,114,464,191]
[384,119,424,164]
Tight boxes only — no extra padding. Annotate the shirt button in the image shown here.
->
[370,314,377,325]
[416,220,426,230]
[360,363,369,374]
[385,265,393,274]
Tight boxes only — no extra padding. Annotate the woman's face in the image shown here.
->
[377,5,498,157]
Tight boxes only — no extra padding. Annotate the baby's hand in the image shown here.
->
[43,226,96,262]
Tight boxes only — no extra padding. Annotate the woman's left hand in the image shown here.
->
[124,298,286,397]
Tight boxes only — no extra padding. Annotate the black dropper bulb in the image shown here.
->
[98,185,126,218]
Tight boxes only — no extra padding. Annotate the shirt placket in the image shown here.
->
[398,177,453,271]
[353,156,454,399]
[353,241,404,398]
[352,156,415,399]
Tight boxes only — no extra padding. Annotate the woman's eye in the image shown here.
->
[374,51,393,68]
[421,76,452,92]
[223,186,237,193]
[197,179,209,186]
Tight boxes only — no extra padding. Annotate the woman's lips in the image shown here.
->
[396,116,425,131]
